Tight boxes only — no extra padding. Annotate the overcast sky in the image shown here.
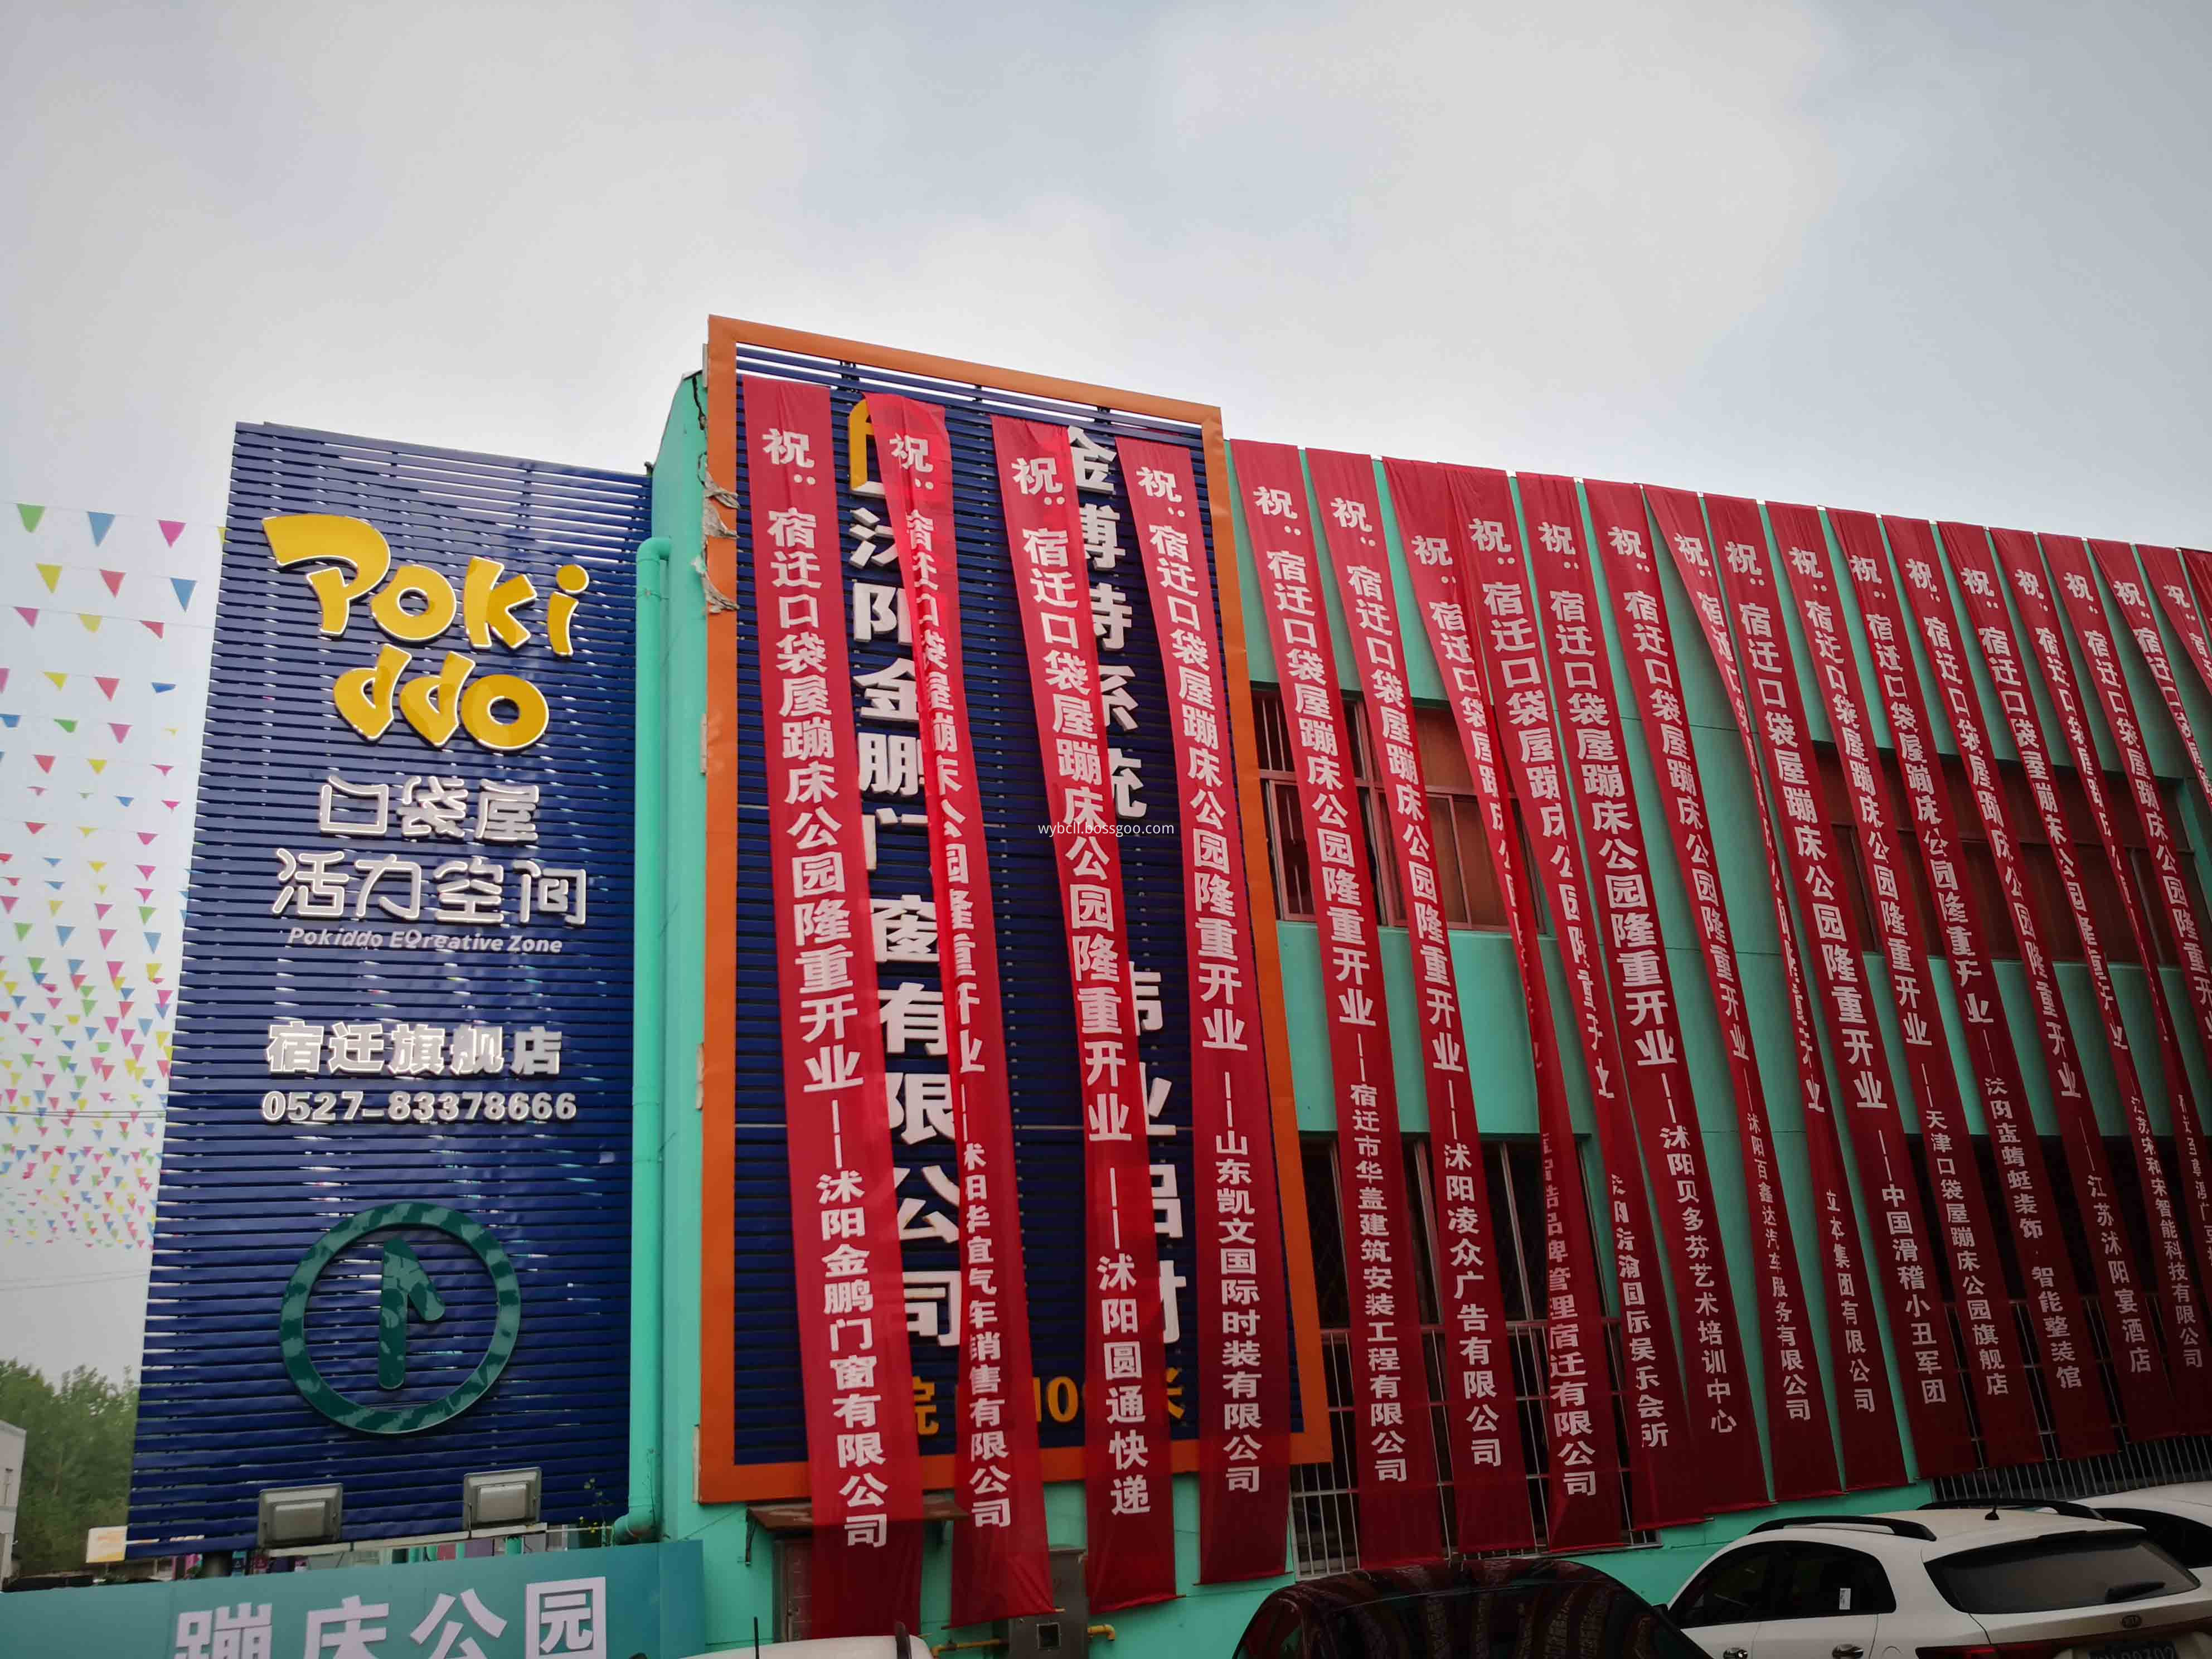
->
[4,2,2210,1377]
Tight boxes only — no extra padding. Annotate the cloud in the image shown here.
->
[1,1,2205,537]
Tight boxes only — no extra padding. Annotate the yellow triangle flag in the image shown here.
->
[36,564,61,593]
[78,614,102,632]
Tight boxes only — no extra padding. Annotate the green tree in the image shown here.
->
[0,1361,137,1580]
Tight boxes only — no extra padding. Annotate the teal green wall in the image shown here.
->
[647,390,2212,1648]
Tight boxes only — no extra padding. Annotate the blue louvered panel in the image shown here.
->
[127,424,645,1551]
[727,348,1299,1469]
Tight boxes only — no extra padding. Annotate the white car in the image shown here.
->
[1668,1508,2212,1659]
[2083,1486,2212,1570]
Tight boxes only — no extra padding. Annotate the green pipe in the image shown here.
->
[614,535,672,1543]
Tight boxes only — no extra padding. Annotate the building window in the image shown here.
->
[1288,1134,1650,1575]
[1253,688,1516,932]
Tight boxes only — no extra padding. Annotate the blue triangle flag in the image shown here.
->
[88,512,114,545]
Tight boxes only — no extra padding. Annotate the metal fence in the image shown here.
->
[1289,1320,1658,1577]
[1933,1295,2212,1503]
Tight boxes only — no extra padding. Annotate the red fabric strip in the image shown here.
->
[1385,455,1609,1550]
[1585,480,1843,1500]
[1520,473,1766,1512]
[1450,463,1680,1537]
[1233,438,1445,1568]
[1314,451,1534,1553]
[2133,545,2212,724]
[992,416,1178,1611]
[745,375,925,1633]
[2061,540,2212,1123]
[1934,523,2212,1424]
[1644,486,1908,1490]
[1680,490,1980,1477]
[1116,434,1293,1584]
[1832,510,2125,1456]
[1769,503,2043,1465]
[2026,535,2212,1397]
[1886,517,2178,1440]
[2172,550,2212,700]
[2050,538,2212,1083]
[872,397,1055,1623]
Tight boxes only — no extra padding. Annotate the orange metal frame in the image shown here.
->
[697,316,1328,1504]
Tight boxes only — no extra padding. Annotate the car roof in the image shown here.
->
[1259,1554,1632,1617]
[2084,1483,2212,1512]
[1750,1510,2147,1556]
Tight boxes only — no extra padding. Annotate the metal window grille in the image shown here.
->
[1289,1137,1655,1576]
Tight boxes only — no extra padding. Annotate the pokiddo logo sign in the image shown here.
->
[265,515,590,753]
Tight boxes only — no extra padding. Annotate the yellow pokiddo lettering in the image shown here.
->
[370,565,459,643]
[463,557,537,649]
[332,650,552,750]
[266,513,581,753]
[266,515,392,636]
[459,674,550,751]
[334,645,409,739]
[396,652,474,746]
[547,565,590,657]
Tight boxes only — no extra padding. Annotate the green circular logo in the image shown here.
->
[279,1201,522,1435]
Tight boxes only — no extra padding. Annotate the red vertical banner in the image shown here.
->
[2164,548,2212,701]
[1932,522,2212,1423]
[1767,503,2043,1466]
[1585,481,1842,1500]
[2019,534,2212,1359]
[1451,464,1689,1535]
[1644,486,1908,1490]
[1385,456,1614,1550]
[1231,439,1444,1569]
[992,416,1177,1612]
[1692,492,1980,1477]
[2079,543,2212,1093]
[871,396,1055,1623]
[1311,450,1533,1553]
[1888,518,2179,1437]
[744,375,926,1634]
[2050,538,2212,1087]
[1116,434,1293,1584]
[1832,510,2125,1456]
[2128,544,2212,786]
[1519,473,1766,1511]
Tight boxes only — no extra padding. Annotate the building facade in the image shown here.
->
[634,321,2212,1648]
[37,316,2210,1658]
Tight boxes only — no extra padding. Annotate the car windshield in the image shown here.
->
[1323,1577,1710,1659]
[1928,1532,2198,1615]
